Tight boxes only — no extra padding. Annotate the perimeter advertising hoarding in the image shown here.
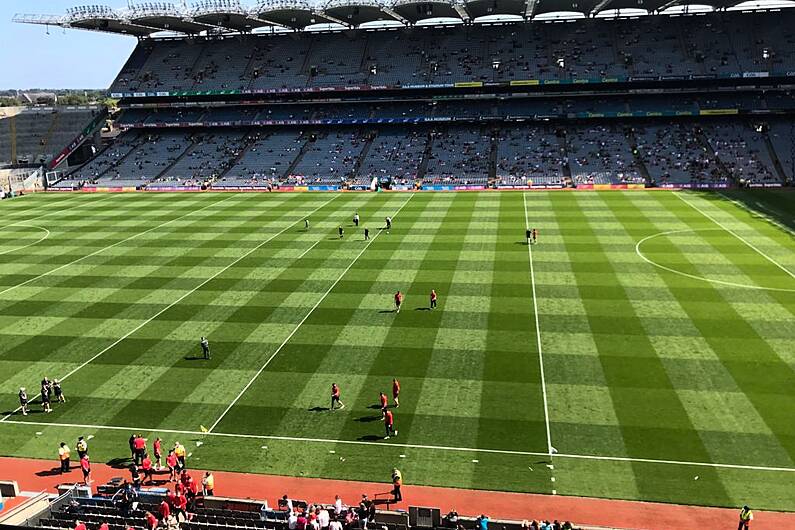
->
[748,182,783,188]
[659,182,730,189]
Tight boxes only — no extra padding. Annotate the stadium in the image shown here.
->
[0,0,793,529]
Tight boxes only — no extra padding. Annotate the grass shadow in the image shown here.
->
[378,310,396,314]
[308,406,329,412]
[183,356,207,361]
[354,415,382,423]
[414,307,431,311]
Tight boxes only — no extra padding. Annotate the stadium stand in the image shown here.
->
[423,128,491,186]
[495,126,567,188]
[565,125,643,186]
[105,11,795,95]
[702,122,783,185]
[634,122,725,186]
[356,129,427,186]
[0,107,99,166]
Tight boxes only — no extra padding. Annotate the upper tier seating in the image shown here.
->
[110,11,795,95]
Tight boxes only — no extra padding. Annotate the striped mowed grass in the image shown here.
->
[0,190,793,510]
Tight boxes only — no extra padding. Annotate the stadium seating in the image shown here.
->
[290,130,369,184]
[495,126,566,187]
[109,11,795,95]
[565,124,643,185]
[634,122,724,185]
[423,128,491,186]
[0,107,98,166]
[701,122,782,184]
[766,120,795,180]
[357,129,427,185]
[217,130,304,186]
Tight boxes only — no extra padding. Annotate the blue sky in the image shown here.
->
[0,1,136,89]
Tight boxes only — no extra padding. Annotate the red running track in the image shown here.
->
[1,457,792,529]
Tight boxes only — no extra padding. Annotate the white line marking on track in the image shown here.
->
[523,193,553,457]
[635,228,795,293]
[208,193,415,432]
[0,194,339,422]
[675,191,795,281]
[0,193,240,298]
[0,225,50,255]
[3,418,794,474]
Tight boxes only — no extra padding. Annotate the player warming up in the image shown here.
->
[384,409,397,439]
[331,383,345,410]
[392,378,400,408]
[379,391,388,417]
[200,336,211,360]
[430,289,438,309]
[353,212,360,227]
[394,291,403,313]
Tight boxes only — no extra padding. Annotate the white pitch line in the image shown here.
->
[5,193,117,228]
[0,225,50,256]
[296,240,321,260]
[635,228,795,293]
[0,194,339,422]
[0,193,240,298]
[208,192,415,433]
[716,191,795,237]
[523,192,553,457]
[551,451,795,474]
[4,418,795,474]
[675,191,795,281]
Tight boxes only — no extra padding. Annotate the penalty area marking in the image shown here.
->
[0,225,50,256]
[2,418,795,474]
[635,228,795,293]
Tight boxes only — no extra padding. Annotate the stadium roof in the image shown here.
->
[12,0,795,36]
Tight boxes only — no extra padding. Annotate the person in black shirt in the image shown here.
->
[338,226,344,239]
[53,379,65,403]
[18,387,28,416]
[364,227,370,240]
[41,378,52,413]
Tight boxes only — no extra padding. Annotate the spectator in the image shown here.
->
[74,521,86,530]
[318,506,330,529]
[477,514,489,530]
[445,510,459,527]
[288,511,298,530]
[334,495,343,516]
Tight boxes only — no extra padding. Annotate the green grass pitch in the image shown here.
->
[0,190,793,511]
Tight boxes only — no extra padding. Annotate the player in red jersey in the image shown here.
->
[392,378,400,408]
[394,291,403,313]
[379,392,388,417]
[430,289,437,309]
[331,383,345,410]
[383,410,397,439]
